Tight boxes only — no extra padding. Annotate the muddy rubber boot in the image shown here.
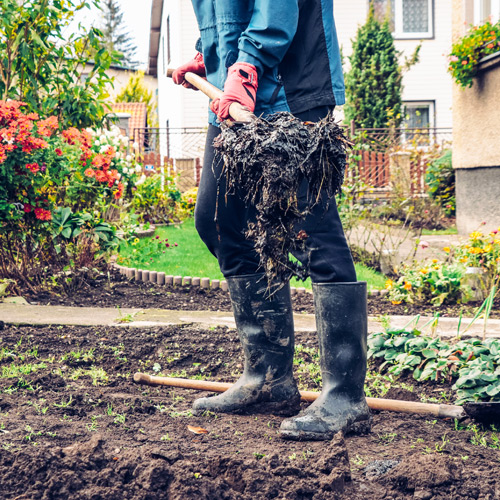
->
[192,274,301,416]
[280,282,371,440]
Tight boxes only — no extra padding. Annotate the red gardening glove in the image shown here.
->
[172,52,206,90]
[210,62,258,121]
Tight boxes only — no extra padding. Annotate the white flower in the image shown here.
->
[132,142,139,149]
[122,167,129,174]
[100,146,108,153]
[116,173,122,180]
[94,139,100,146]
[136,174,146,186]
[135,165,142,173]
[126,155,132,162]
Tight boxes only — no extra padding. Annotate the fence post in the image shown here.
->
[350,120,356,137]
[389,151,412,198]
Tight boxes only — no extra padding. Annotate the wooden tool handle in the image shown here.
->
[166,68,255,123]
[133,374,465,419]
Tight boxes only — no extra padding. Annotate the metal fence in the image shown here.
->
[132,126,452,196]
[133,127,206,192]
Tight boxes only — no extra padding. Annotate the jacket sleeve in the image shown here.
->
[237,1,299,76]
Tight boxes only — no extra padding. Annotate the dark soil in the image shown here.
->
[1,323,499,500]
[25,269,500,319]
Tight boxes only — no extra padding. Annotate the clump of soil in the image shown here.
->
[214,112,349,285]
[0,324,499,499]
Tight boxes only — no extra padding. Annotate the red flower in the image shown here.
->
[84,168,95,178]
[23,204,33,213]
[95,170,107,183]
[34,208,52,221]
[55,148,63,156]
[37,116,58,137]
[113,182,124,199]
[26,162,40,174]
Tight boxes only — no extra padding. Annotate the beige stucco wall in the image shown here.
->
[452,0,500,170]
[451,0,500,234]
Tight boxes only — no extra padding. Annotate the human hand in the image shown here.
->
[210,62,258,121]
[172,52,206,90]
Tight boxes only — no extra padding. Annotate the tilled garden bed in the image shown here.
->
[24,270,500,319]
[0,323,499,499]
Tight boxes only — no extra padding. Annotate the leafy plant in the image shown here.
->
[0,0,120,128]
[425,150,455,217]
[385,261,465,306]
[131,173,181,224]
[448,21,500,88]
[368,328,500,404]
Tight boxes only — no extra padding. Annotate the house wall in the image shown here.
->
[334,0,453,128]
[155,1,454,131]
[451,0,500,234]
[156,0,208,134]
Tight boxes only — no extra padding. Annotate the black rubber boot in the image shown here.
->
[192,274,301,416]
[280,282,371,440]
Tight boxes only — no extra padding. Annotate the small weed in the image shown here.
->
[288,453,297,460]
[114,414,126,425]
[87,415,99,432]
[161,433,172,441]
[254,452,266,460]
[352,454,365,466]
[378,432,397,443]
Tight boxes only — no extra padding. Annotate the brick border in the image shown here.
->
[111,263,387,297]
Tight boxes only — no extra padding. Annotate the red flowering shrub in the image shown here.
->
[0,101,134,289]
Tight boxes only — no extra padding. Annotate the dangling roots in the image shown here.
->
[213,111,351,287]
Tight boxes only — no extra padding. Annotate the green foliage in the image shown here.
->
[344,4,403,128]
[119,234,176,269]
[386,261,465,306]
[115,71,157,127]
[425,150,455,216]
[0,0,120,128]
[368,328,500,404]
[448,21,500,88]
[132,174,181,224]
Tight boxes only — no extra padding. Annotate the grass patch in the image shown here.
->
[421,227,458,235]
[119,218,386,290]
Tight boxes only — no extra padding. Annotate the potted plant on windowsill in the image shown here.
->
[448,21,500,88]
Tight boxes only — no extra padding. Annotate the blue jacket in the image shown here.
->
[191,0,345,126]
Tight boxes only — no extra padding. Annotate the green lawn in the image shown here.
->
[421,227,458,236]
[119,218,387,291]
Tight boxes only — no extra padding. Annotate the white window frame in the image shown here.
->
[403,101,435,128]
[393,0,434,39]
[473,0,500,25]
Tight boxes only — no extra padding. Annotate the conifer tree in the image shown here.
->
[344,3,402,128]
[100,0,138,68]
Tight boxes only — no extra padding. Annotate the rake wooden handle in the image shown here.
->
[133,373,465,420]
[166,68,255,123]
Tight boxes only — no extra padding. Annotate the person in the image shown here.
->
[172,0,371,441]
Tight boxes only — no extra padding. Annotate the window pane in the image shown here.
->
[402,0,429,33]
[372,0,395,31]
[405,106,430,128]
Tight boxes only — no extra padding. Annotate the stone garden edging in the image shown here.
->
[111,263,387,297]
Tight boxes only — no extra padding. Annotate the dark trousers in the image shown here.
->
[194,107,356,283]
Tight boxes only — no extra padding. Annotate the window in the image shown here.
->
[404,103,432,129]
[464,0,500,26]
[403,102,434,143]
[372,0,434,38]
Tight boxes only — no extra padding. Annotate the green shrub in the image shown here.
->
[132,174,181,224]
[386,260,465,306]
[425,150,455,216]
[368,329,500,404]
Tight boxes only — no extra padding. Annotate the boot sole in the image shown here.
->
[280,416,372,441]
[193,397,301,417]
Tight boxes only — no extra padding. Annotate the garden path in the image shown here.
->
[1,302,499,339]
[347,224,462,269]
